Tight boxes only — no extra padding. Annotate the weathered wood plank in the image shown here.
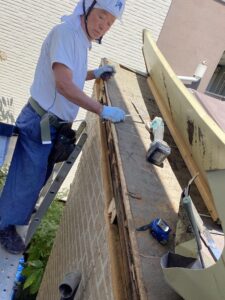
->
[102,59,182,299]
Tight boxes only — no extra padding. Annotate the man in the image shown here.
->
[0,0,126,254]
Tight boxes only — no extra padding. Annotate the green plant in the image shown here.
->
[21,198,65,296]
[22,260,44,295]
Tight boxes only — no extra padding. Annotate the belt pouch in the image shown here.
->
[48,123,76,163]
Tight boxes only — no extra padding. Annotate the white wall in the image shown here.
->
[0,0,172,119]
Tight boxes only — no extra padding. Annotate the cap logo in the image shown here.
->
[115,0,123,11]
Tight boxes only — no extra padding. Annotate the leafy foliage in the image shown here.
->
[21,198,65,296]
[22,261,44,294]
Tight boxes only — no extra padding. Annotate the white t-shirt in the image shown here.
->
[30,18,91,121]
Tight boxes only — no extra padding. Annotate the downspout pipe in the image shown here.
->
[177,61,207,89]
[177,75,201,83]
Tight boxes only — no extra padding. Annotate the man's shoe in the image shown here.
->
[0,225,26,254]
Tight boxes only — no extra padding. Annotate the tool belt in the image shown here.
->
[29,97,63,144]
[28,97,76,163]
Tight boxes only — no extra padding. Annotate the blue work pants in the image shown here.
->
[0,103,57,229]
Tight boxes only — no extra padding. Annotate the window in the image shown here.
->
[206,51,225,100]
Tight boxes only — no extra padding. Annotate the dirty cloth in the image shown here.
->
[0,104,57,229]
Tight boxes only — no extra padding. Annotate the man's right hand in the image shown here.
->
[100,105,126,123]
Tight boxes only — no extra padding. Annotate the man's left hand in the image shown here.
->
[93,65,116,80]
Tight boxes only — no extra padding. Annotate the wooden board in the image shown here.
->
[102,60,183,300]
[142,29,225,221]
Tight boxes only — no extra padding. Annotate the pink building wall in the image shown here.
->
[157,0,225,92]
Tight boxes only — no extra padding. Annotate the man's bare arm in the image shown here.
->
[53,63,102,115]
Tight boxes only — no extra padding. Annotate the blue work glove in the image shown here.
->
[100,105,126,123]
[93,65,116,80]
